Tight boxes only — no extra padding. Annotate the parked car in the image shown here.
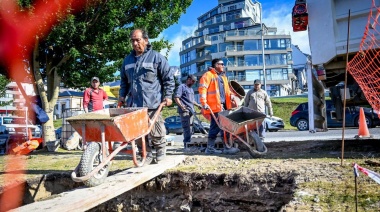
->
[164,115,210,135]
[0,116,42,137]
[290,100,380,131]
[264,116,285,132]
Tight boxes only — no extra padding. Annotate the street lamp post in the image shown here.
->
[224,57,235,80]
[257,1,267,94]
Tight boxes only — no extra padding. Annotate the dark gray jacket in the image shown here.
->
[119,45,174,109]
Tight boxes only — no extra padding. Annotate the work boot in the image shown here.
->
[205,147,222,154]
[156,146,166,162]
[205,138,222,154]
[144,152,154,166]
[223,147,240,154]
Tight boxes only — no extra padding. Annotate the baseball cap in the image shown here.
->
[254,79,262,84]
[188,74,197,82]
[91,77,100,82]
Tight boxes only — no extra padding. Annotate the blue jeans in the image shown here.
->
[180,112,193,144]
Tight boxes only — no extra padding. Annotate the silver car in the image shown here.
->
[264,115,285,132]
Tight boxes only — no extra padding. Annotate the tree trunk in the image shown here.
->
[32,38,67,151]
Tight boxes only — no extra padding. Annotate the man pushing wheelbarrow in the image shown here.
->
[199,58,267,156]
[118,28,175,164]
[198,58,240,154]
[68,29,175,187]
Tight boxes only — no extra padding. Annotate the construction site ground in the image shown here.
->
[1,136,380,211]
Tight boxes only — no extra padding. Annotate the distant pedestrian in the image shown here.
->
[174,74,201,151]
[243,79,273,140]
[198,58,239,155]
[83,77,108,113]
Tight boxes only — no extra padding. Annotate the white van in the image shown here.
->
[0,116,42,138]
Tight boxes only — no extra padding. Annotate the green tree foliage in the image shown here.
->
[0,75,11,106]
[39,0,192,88]
[12,0,193,146]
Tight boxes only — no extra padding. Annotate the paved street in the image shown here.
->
[168,127,380,143]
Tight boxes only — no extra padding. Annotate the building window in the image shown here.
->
[228,5,237,11]
[234,21,245,28]
[226,11,240,21]
[199,14,209,23]
[224,57,235,66]
[181,66,191,78]
[205,44,217,53]
[265,54,287,65]
[209,26,219,34]
[211,35,219,41]
[244,40,260,51]
[246,70,260,81]
[220,42,233,52]
[244,55,261,66]
[223,24,231,31]
[180,52,192,64]
[210,8,218,16]
[215,15,222,23]
[270,69,287,80]
[286,39,291,48]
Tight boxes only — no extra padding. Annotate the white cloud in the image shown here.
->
[160,24,197,66]
[263,4,310,54]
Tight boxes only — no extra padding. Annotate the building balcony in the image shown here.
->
[193,50,212,64]
[180,36,211,53]
[224,28,291,42]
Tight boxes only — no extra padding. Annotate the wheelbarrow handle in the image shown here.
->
[148,102,166,131]
[206,107,223,129]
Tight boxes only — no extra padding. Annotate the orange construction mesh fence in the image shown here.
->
[347,0,380,113]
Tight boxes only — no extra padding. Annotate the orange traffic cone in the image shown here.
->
[355,107,372,138]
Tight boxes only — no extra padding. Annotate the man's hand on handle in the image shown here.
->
[164,98,173,107]
[118,97,125,108]
[202,104,210,110]
[194,102,202,110]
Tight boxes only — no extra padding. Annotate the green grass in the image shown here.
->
[54,119,62,128]
[271,97,307,130]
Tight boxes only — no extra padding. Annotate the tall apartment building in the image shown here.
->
[179,0,295,97]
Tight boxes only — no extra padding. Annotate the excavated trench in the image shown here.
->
[7,170,297,211]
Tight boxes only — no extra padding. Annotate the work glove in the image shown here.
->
[202,104,210,110]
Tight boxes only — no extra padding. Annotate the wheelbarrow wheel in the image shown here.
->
[247,131,267,157]
[78,142,111,187]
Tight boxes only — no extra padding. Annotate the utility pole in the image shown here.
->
[257,1,267,94]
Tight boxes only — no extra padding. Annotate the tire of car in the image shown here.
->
[354,115,373,128]
[296,119,309,131]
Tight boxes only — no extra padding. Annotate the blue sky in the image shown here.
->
[160,0,310,66]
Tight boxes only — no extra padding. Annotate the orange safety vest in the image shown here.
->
[198,68,232,115]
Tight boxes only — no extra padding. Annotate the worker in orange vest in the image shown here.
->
[199,58,239,154]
